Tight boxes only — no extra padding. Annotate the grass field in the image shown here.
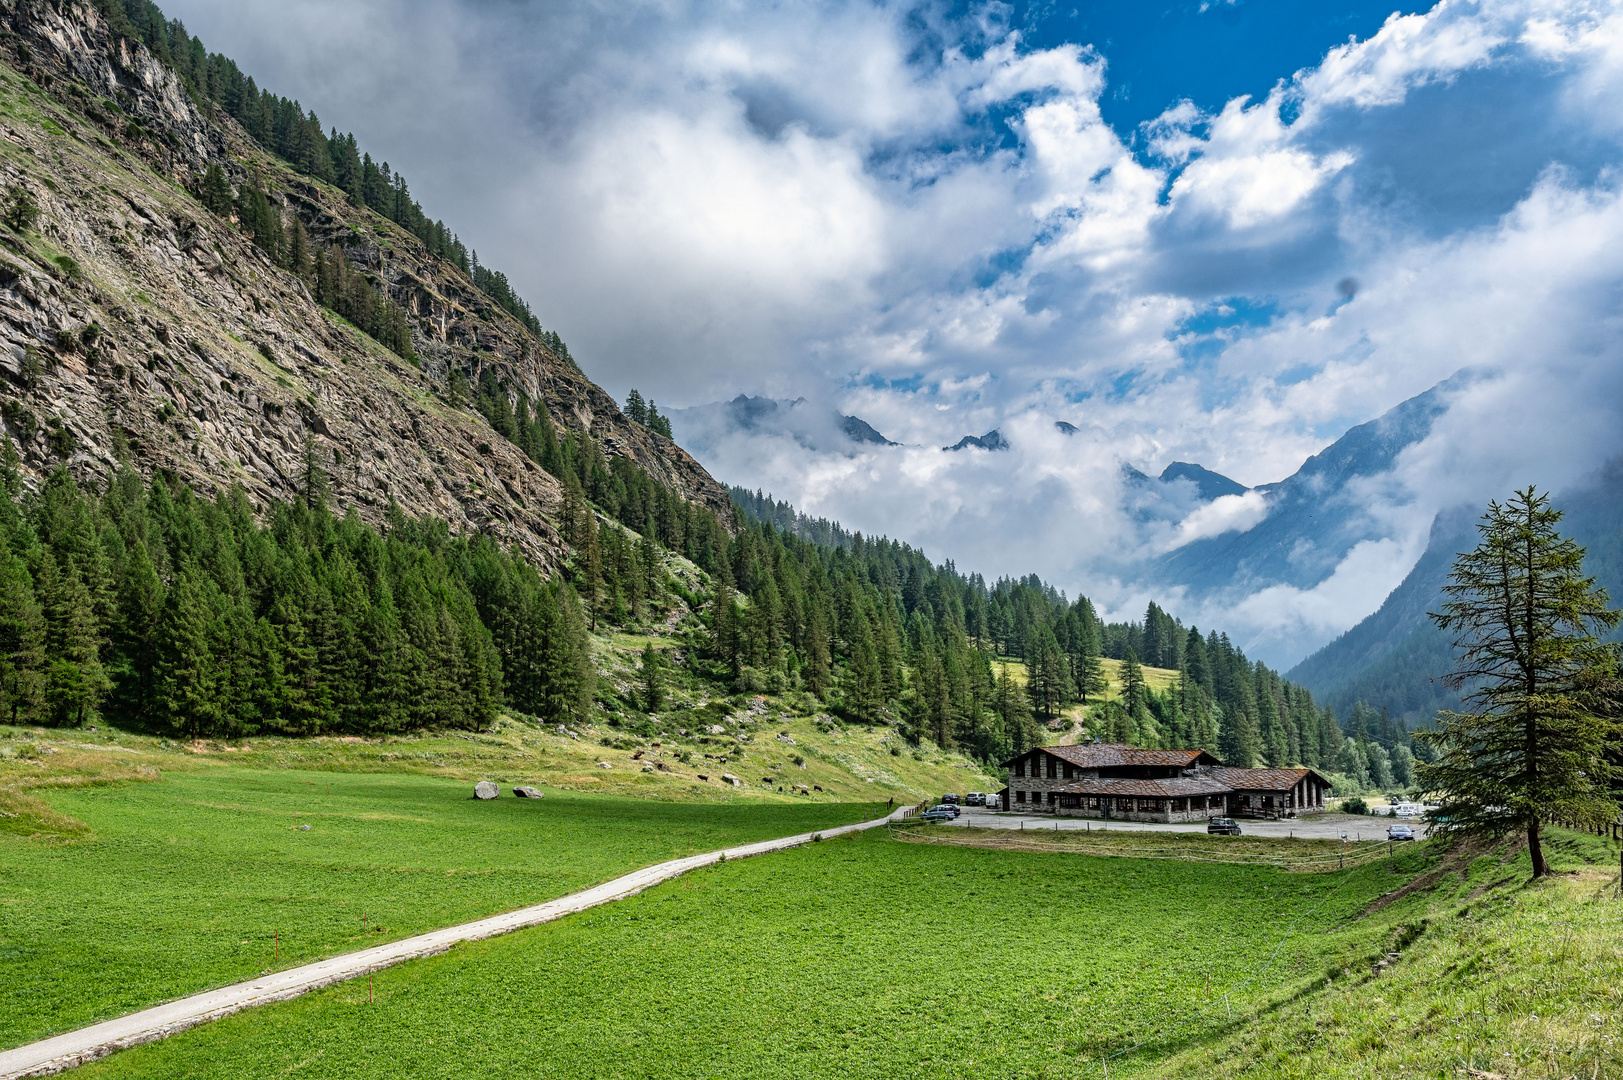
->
[71,826,1433,1079]
[0,765,884,1049]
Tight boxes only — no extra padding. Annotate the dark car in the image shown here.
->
[1387,824,1415,841]
[921,806,957,822]
[1207,817,1242,835]
[942,793,961,805]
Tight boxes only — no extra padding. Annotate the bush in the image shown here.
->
[2,183,39,232]
[1341,796,1369,815]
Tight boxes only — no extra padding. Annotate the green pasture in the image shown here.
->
[75,827,1428,1080]
[0,767,883,1049]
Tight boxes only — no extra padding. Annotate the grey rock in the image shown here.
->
[721,773,741,787]
[473,780,499,800]
[299,824,312,831]
[512,785,543,799]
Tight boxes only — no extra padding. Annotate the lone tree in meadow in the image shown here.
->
[1417,487,1622,877]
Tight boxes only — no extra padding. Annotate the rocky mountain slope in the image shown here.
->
[0,0,730,568]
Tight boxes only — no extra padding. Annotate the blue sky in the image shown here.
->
[1012,0,1423,132]
[165,0,1623,664]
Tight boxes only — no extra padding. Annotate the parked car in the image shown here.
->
[931,803,961,818]
[942,793,961,805]
[920,806,956,822]
[1207,817,1242,835]
[1387,824,1415,841]
[965,792,985,807]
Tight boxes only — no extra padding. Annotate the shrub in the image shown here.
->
[1341,796,1370,815]
[2,184,39,232]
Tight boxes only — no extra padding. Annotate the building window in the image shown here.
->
[1046,757,1057,780]
[1016,790,1027,803]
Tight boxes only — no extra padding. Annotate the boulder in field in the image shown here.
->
[474,781,499,800]
[512,786,543,799]
[721,773,741,787]
[598,761,612,769]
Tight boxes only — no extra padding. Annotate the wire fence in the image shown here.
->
[887,824,1401,872]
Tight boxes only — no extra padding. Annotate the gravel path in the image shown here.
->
[0,807,912,1080]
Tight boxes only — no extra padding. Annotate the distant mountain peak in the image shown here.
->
[945,430,1009,452]
[841,415,897,446]
[1158,462,1248,501]
[1055,421,1079,435]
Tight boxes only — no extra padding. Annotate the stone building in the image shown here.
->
[998,743,1328,822]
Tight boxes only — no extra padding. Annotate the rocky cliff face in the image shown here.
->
[0,0,731,569]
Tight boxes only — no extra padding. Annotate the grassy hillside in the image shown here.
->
[993,656,1181,745]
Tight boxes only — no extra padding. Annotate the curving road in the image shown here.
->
[0,806,912,1080]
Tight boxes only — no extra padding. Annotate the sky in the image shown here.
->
[165,0,1623,665]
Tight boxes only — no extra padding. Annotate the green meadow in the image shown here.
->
[0,766,883,1048]
[73,828,1430,1080]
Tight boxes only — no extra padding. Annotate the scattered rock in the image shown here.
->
[721,773,741,788]
[474,780,499,800]
[776,733,796,744]
[705,724,726,735]
[299,824,312,831]
[597,761,612,769]
[641,764,655,773]
[512,785,543,799]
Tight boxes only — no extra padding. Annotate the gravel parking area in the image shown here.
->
[945,807,1428,841]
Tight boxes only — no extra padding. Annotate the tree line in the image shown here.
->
[717,494,1389,775]
[0,448,592,737]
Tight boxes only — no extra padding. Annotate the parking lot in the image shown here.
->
[941,806,1429,841]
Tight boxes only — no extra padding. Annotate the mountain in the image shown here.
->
[1152,372,1472,597]
[841,414,896,446]
[668,395,896,453]
[944,430,1008,451]
[1287,458,1623,724]
[1158,461,1247,501]
[0,2,728,568]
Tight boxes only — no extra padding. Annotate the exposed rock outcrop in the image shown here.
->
[0,0,731,570]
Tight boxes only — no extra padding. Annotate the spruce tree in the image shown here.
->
[1418,487,1622,877]
[198,164,233,216]
[639,643,663,713]
[0,552,46,724]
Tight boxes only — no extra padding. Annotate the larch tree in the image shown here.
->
[1417,487,1622,878]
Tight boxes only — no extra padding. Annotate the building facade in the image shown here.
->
[1000,743,1328,823]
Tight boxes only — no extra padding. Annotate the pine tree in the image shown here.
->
[0,552,46,724]
[1417,487,1622,877]
[198,164,233,216]
[41,559,111,726]
[625,389,647,426]
[639,643,663,713]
